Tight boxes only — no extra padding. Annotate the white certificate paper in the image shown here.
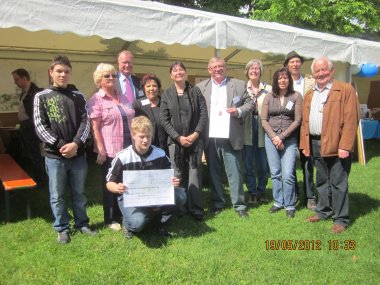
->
[209,107,230,138]
[122,169,174,207]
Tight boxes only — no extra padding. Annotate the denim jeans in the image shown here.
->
[244,114,269,195]
[243,145,269,195]
[118,187,186,232]
[45,155,90,232]
[265,134,297,210]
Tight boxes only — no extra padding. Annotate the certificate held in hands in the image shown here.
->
[122,169,175,207]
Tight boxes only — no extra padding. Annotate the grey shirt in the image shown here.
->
[261,91,302,141]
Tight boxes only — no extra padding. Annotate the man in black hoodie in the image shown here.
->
[34,55,96,244]
[11,68,46,185]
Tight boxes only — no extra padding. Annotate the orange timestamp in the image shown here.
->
[265,239,322,250]
[265,240,357,251]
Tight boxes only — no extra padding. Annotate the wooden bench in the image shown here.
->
[0,154,37,221]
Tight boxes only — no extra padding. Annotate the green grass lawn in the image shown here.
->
[0,140,379,285]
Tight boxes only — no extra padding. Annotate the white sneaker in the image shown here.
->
[108,223,122,231]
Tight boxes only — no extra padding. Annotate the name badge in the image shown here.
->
[286,101,294,110]
[233,96,241,105]
[141,99,150,106]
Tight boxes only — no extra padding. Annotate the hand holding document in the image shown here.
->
[209,108,230,138]
[122,169,175,207]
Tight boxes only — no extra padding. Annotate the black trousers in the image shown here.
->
[101,157,122,224]
[19,120,46,183]
[311,138,351,227]
[300,150,316,201]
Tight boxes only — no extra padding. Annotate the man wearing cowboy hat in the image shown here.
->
[284,51,316,211]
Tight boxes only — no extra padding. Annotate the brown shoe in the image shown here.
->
[306,215,322,223]
[331,224,346,234]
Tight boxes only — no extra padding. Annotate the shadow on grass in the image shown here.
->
[0,186,51,224]
[350,192,380,225]
[363,139,380,163]
[132,216,215,248]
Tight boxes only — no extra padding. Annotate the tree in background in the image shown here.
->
[251,0,380,40]
[154,0,253,17]
[154,0,380,40]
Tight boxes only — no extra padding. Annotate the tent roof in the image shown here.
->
[1,0,380,65]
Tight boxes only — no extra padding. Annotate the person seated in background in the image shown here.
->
[133,74,168,155]
[88,63,135,232]
[11,68,46,186]
[106,116,186,239]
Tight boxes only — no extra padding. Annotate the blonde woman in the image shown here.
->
[88,63,135,231]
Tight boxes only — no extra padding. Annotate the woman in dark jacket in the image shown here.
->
[133,74,168,155]
[160,61,208,221]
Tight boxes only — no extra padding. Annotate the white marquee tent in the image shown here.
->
[0,0,379,110]
[2,0,380,65]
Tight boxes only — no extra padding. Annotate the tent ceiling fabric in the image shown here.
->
[1,0,380,65]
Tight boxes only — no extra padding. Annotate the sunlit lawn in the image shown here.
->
[0,140,379,284]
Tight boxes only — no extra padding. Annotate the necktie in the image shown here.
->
[125,77,134,104]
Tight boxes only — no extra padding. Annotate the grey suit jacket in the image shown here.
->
[197,77,253,150]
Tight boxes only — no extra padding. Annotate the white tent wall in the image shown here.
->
[0,28,376,113]
[2,0,380,64]
[1,0,379,114]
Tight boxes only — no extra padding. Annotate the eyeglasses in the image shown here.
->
[209,64,225,71]
[249,67,261,71]
[103,74,117,79]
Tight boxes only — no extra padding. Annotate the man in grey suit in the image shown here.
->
[197,57,253,217]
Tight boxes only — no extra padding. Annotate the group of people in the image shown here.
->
[11,49,359,244]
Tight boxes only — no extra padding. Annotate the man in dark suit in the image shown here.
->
[197,57,253,217]
[11,68,46,185]
[117,50,143,104]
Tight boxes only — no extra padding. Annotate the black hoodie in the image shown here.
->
[33,86,90,159]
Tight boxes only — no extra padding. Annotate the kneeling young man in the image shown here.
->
[106,116,186,239]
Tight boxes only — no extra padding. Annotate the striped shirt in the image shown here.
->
[106,145,171,184]
[309,82,332,136]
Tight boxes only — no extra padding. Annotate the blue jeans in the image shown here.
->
[118,187,186,232]
[243,145,269,195]
[244,114,269,195]
[45,155,89,232]
[265,134,297,210]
